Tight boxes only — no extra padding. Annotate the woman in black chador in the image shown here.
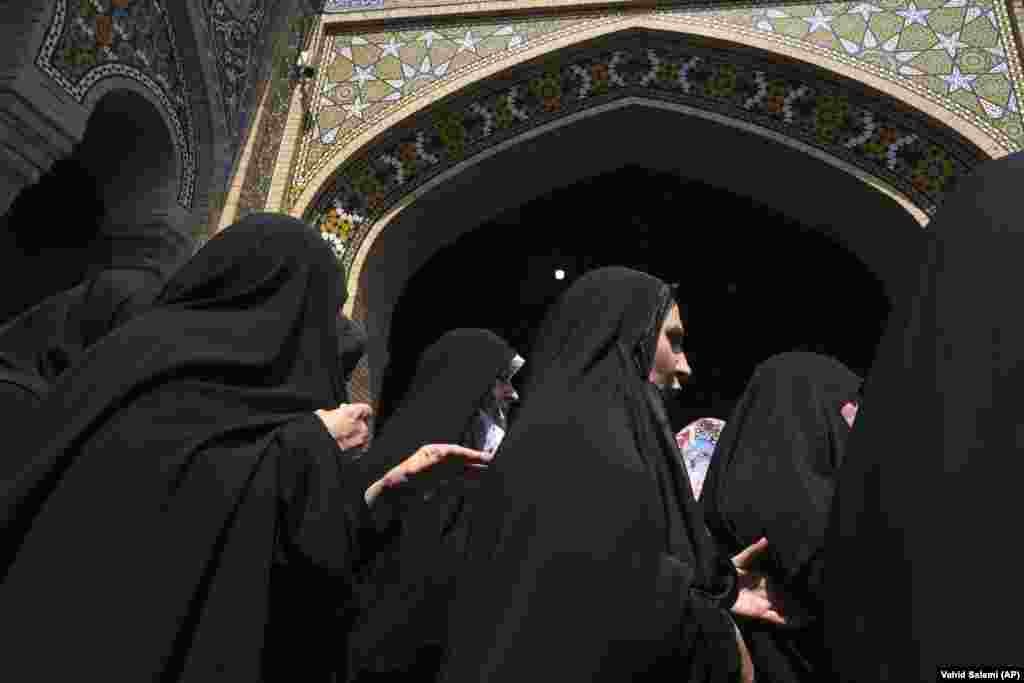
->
[440,267,790,683]
[0,264,163,482]
[346,328,523,682]
[0,213,490,682]
[827,153,1024,680]
[701,352,861,682]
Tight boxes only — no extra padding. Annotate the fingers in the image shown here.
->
[425,444,493,462]
[758,609,787,626]
[732,537,769,569]
[346,403,374,420]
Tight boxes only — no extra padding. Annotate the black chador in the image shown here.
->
[0,214,376,681]
[440,267,744,682]
[347,328,519,682]
[827,152,1024,680]
[702,352,861,682]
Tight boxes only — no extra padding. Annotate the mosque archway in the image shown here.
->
[296,27,993,405]
[326,98,928,406]
[377,164,891,430]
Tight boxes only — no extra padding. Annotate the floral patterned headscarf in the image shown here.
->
[676,417,726,500]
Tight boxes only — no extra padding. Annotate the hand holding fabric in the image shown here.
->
[364,444,492,506]
[729,537,789,626]
[316,403,373,451]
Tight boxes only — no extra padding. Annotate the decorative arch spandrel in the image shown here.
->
[290,2,1023,219]
[298,27,993,300]
[36,0,198,209]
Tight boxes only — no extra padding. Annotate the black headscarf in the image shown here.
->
[347,328,517,682]
[827,152,1024,680]
[0,268,164,484]
[441,267,742,683]
[701,351,861,681]
[338,315,368,389]
[332,261,366,404]
[71,265,165,349]
[0,213,366,681]
[356,328,516,488]
[0,286,85,400]
[0,264,164,390]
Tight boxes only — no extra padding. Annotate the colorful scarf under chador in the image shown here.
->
[676,417,726,500]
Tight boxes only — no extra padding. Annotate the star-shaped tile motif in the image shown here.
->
[380,35,404,59]
[351,64,377,87]
[934,30,968,60]
[803,7,835,33]
[896,2,932,29]
[942,64,977,94]
[455,30,481,54]
[848,2,885,23]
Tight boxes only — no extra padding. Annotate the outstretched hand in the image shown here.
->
[730,537,789,626]
[364,443,493,506]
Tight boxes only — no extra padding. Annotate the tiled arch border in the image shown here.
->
[292,11,1009,222]
[35,0,198,209]
[333,95,935,318]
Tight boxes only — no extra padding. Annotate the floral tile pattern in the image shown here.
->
[306,35,987,267]
[37,0,197,209]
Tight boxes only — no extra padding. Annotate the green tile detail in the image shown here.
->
[772,17,813,38]
[950,88,984,114]
[959,15,999,49]
[910,49,953,74]
[995,116,1024,140]
[973,73,1012,106]
[958,47,992,74]
[833,14,868,43]
[926,8,966,36]
[898,23,939,51]
[870,12,905,43]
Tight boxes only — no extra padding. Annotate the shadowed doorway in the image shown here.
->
[378,165,889,432]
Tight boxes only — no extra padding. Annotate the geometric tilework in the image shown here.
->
[700,1,1023,139]
[290,14,586,202]
[289,2,1023,212]
[36,0,197,209]
[203,0,270,143]
[305,32,988,272]
[235,5,313,219]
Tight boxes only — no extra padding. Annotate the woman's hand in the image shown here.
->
[364,444,493,506]
[730,537,787,626]
[730,537,815,629]
[315,403,373,451]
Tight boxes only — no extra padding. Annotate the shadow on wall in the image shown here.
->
[0,159,106,324]
[0,88,189,324]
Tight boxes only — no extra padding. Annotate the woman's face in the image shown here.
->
[649,303,692,389]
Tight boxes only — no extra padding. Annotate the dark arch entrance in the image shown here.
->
[378,165,889,430]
